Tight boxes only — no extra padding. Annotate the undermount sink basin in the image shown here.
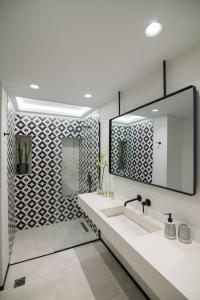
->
[101,206,161,238]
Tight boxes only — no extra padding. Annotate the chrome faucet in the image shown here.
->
[124,194,142,207]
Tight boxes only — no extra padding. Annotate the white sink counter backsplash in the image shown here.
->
[78,192,200,300]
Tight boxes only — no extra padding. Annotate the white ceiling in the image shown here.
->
[0,0,200,108]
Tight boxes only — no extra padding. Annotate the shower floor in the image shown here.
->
[11,219,98,264]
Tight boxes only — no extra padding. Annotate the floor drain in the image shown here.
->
[80,222,89,232]
[14,277,26,288]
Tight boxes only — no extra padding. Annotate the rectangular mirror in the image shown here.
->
[109,86,197,195]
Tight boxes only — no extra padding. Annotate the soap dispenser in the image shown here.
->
[164,213,176,239]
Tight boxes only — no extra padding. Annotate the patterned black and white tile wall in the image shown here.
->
[7,97,16,257]
[79,116,99,194]
[14,113,99,230]
[111,119,154,183]
[79,116,99,234]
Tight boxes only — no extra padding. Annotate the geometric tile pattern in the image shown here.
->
[79,115,99,233]
[7,97,16,257]
[111,119,153,183]
[15,113,99,230]
[79,116,99,194]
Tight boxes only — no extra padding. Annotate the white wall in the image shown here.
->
[0,83,9,287]
[152,116,168,187]
[167,115,182,191]
[100,42,200,241]
[181,116,193,192]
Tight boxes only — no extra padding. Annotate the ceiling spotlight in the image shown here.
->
[84,93,92,98]
[30,84,40,89]
[145,21,162,37]
[152,109,159,112]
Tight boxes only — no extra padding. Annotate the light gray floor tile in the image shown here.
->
[1,241,147,300]
[5,249,77,289]
[11,219,97,263]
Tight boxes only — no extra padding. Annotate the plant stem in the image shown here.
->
[99,165,105,190]
[101,166,105,189]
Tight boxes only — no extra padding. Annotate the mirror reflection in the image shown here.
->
[110,87,196,195]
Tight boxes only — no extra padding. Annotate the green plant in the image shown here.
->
[24,142,30,164]
[17,143,23,165]
[96,152,108,190]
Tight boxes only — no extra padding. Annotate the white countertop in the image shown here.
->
[78,192,200,300]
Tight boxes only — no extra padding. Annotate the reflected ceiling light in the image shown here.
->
[115,115,145,124]
[145,21,162,37]
[29,84,40,89]
[84,93,92,98]
[152,109,159,112]
[16,97,92,117]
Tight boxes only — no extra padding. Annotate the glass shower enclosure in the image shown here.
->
[10,117,99,264]
[54,137,98,252]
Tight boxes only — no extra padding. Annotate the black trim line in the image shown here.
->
[193,88,197,195]
[0,263,9,291]
[10,238,100,266]
[163,60,166,97]
[118,91,121,116]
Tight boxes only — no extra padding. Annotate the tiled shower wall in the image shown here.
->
[79,116,99,193]
[14,113,99,230]
[7,97,16,257]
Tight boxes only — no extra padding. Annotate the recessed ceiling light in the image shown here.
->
[16,97,92,117]
[152,109,159,112]
[145,21,162,38]
[84,93,92,98]
[29,84,40,89]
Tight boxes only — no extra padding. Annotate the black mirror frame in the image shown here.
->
[109,85,197,196]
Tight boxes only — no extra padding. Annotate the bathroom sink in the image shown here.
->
[100,206,161,238]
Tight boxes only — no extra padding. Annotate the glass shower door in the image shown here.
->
[54,137,98,252]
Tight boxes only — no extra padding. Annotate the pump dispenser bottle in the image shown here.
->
[164,213,176,239]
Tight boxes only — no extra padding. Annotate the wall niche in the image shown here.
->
[16,135,32,175]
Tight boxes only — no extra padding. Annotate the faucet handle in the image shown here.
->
[137,194,142,202]
[141,198,151,213]
[142,199,151,206]
[145,199,151,206]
